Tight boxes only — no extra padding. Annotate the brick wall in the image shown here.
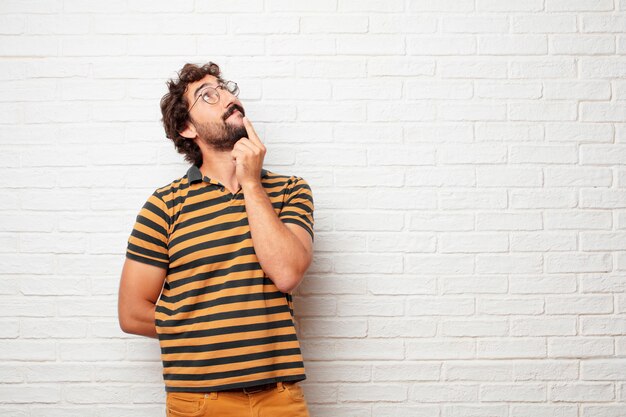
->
[1,0,626,416]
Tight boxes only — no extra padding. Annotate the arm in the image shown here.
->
[242,181,313,293]
[117,258,166,338]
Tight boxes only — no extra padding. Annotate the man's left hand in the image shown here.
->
[231,116,266,189]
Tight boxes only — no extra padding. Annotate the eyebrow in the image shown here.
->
[193,82,221,99]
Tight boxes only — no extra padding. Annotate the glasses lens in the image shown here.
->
[225,81,239,96]
[200,87,218,104]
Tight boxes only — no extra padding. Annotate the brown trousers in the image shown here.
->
[165,381,311,417]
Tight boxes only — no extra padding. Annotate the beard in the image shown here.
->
[193,106,247,152]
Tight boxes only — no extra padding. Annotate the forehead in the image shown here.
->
[186,74,220,99]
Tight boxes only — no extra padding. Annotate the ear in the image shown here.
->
[179,121,197,140]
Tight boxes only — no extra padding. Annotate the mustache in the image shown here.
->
[223,105,245,120]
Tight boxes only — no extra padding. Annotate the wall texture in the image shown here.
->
[1,0,626,416]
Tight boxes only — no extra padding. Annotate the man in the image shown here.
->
[118,62,314,416]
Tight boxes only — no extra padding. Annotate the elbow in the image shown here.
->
[274,271,303,294]
[118,315,132,334]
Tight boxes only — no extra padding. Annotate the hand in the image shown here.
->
[231,116,266,189]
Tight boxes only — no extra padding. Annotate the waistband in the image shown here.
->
[221,382,282,394]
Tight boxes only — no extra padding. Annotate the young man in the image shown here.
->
[118,62,314,416]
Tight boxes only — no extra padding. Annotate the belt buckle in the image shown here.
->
[242,384,266,394]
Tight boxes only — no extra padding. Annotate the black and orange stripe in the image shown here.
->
[126,164,314,393]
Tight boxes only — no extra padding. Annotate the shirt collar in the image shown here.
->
[187,164,268,185]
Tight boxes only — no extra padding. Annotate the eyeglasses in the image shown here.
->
[186,80,239,116]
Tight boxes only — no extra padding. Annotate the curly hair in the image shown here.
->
[160,62,226,167]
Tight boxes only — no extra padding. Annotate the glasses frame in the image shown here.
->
[186,80,239,118]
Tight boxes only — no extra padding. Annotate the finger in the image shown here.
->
[242,117,264,147]
[233,139,257,155]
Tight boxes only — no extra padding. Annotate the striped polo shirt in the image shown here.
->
[125,164,314,393]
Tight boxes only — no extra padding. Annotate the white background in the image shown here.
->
[1,0,626,416]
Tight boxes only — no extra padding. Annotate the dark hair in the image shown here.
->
[160,62,225,167]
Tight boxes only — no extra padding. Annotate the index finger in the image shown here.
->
[242,116,263,146]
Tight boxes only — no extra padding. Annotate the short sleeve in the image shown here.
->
[279,176,314,242]
[125,191,170,269]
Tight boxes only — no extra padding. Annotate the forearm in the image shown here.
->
[242,182,307,292]
[119,300,158,339]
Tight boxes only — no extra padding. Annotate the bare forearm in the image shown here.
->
[119,300,158,339]
[242,182,307,291]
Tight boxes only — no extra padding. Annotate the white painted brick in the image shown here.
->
[477,338,546,358]
[406,254,474,274]
[367,233,436,252]
[547,252,612,273]
[479,35,547,55]
[550,35,615,55]
[549,383,614,401]
[301,15,367,34]
[370,15,437,33]
[369,318,436,337]
[406,339,475,359]
[442,320,508,337]
[509,102,577,121]
[338,297,405,316]
[545,122,615,143]
[545,210,612,230]
[440,232,509,252]
[25,14,89,35]
[406,80,473,99]
[581,189,626,208]
[510,58,577,78]
[369,101,436,121]
[407,35,476,55]
[482,206,533,232]
[0,385,60,404]
[481,384,545,401]
[512,14,578,33]
[511,317,577,336]
[368,275,437,295]
[297,58,365,78]
[476,81,542,99]
[478,297,544,314]
[0,35,57,56]
[549,337,614,357]
[266,0,337,12]
[437,102,506,121]
[477,254,543,274]
[373,362,439,381]
[547,0,614,11]
[128,0,193,13]
[443,16,508,33]
[300,319,367,337]
[64,0,126,13]
[406,167,473,187]
[510,232,577,251]
[442,277,507,295]
[338,35,405,55]
[441,190,507,209]
[306,361,372,382]
[476,167,541,187]
[440,143,507,162]
[582,15,626,32]
[581,58,626,78]
[509,275,577,295]
[333,78,402,100]
[408,0,474,12]
[543,81,611,100]
[339,383,407,402]
[368,57,435,76]
[409,383,478,402]
[195,0,263,12]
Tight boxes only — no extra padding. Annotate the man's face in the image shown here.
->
[184,74,247,152]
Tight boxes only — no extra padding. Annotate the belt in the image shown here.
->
[223,382,279,394]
